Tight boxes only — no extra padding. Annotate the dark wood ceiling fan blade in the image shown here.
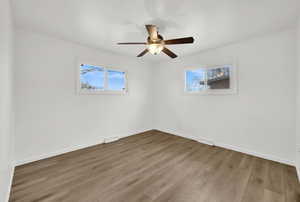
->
[162,47,177,58]
[117,42,147,45]
[137,49,149,57]
[145,25,158,40]
[164,37,194,45]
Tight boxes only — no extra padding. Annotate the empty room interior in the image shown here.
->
[2,0,300,201]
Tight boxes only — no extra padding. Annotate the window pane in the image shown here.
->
[107,70,126,91]
[185,69,206,91]
[206,66,230,89]
[80,64,104,90]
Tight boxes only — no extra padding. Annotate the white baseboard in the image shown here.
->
[296,166,300,182]
[14,138,105,166]
[103,128,155,143]
[155,128,294,166]
[4,165,15,202]
[7,166,15,202]
[103,136,120,143]
[14,128,294,168]
[155,128,214,146]
[15,128,152,166]
[215,142,294,166]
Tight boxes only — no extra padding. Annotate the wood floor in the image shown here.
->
[9,130,300,202]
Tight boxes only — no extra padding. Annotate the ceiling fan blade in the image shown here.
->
[164,37,194,45]
[162,47,177,58]
[137,49,149,57]
[145,25,158,40]
[117,42,147,45]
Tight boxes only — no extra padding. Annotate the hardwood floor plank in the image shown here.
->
[263,189,285,202]
[216,154,254,202]
[9,130,300,202]
[12,133,183,201]
[105,144,211,202]
[153,147,233,202]
[282,165,300,202]
[241,157,268,202]
[265,161,284,194]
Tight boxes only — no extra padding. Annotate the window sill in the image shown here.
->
[184,89,237,95]
[78,90,128,95]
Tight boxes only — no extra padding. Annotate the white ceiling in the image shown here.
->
[12,0,300,61]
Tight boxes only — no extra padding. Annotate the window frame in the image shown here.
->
[184,64,238,95]
[77,61,128,95]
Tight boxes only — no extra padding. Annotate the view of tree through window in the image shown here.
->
[185,69,206,91]
[80,64,105,90]
[80,64,126,92]
[185,66,231,92]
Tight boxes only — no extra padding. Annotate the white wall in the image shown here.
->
[296,17,300,173]
[13,26,298,168]
[0,0,14,201]
[14,29,153,164]
[153,29,297,165]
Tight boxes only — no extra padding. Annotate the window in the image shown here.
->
[79,64,127,94]
[185,69,206,92]
[80,64,105,90]
[107,70,126,91]
[185,65,237,94]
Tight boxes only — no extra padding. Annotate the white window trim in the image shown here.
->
[184,64,238,95]
[77,61,128,95]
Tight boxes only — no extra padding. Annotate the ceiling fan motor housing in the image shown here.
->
[147,34,164,44]
[117,25,194,58]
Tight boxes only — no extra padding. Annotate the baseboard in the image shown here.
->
[103,128,155,143]
[15,128,152,166]
[296,165,300,182]
[14,138,105,166]
[103,136,120,143]
[155,128,294,166]
[4,165,15,202]
[15,128,294,168]
[215,142,294,166]
[155,128,214,146]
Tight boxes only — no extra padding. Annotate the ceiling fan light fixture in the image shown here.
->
[117,25,194,58]
[147,43,164,55]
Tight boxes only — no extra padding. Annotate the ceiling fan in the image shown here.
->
[117,25,194,59]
